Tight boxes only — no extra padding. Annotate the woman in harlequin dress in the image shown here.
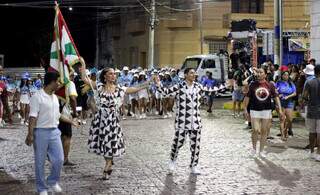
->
[80,59,151,180]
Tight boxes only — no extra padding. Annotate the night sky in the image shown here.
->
[0,3,97,68]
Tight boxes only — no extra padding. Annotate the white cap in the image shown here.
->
[123,66,129,71]
[133,74,139,78]
[303,64,315,75]
[139,71,146,76]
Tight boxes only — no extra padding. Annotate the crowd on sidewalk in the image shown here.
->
[227,55,320,160]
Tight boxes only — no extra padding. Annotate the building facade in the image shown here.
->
[111,0,310,68]
[310,0,320,62]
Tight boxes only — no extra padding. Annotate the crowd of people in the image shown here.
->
[228,57,320,159]
[0,56,319,195]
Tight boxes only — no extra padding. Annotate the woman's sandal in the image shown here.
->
[102,160,113,180]
[102,169,112,180]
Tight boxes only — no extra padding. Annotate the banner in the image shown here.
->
[288,38,310,52]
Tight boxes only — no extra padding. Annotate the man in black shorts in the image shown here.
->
[59,73,78,166]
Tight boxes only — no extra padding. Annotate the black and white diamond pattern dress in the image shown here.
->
[88,83,126,158]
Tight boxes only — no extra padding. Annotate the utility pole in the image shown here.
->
[274,0,283,65]
[279,0,283,66]
[148,0,156,69]
[199,0,203,54]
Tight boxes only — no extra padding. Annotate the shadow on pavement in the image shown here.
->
[251,158,302,188]
[0,170,35,195]
[186,174,198,195]
[160,174,198,195]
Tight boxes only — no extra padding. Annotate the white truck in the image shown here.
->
[179,54,229,83]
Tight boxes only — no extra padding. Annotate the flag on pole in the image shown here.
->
[50,2,80,86]
[49,2,80,101]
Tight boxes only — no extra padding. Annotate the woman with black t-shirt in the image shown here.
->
[243,67,285,158]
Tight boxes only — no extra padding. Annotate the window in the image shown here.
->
[202,59,216,69]
[170,0,193,9]
[182,58,202,69]
[208,41,227,54]
[232,0,264,14]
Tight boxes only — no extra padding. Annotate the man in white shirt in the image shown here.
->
[25,72,78,195]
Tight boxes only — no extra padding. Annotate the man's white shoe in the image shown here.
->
[51,183,62,193]
[314,154,320,161]
[259,151,267,158]
[168,160,176,174]
[191,166,201,175]
[39,190,48,195]
[250,149,257,158]
[310,152,317,159]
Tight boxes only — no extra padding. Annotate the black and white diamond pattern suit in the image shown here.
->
[157,81,213,167]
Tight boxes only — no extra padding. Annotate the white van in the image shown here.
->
[179,54,229,82]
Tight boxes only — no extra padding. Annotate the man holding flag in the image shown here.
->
[49,2,81,167]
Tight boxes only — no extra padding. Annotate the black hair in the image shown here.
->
[315,65,320,76]
[131,76,138,85]
[138,74,146,82]
[20,78,29,88]
[163,74,172,82]
[309,58,316,64]
[99,68,113,84]
[184,68,194,75]
[44,72,60,86]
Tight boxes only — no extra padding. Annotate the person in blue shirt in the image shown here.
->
[119,66,132,87]
[202,72,217,113]
[129,74,139,117]
[34,74,43,90]
[161,72,174,118]
[276,71,296,141]
[171,69,180,85]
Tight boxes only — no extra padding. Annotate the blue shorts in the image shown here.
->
[281,100,294,109]
[232,89,244,102]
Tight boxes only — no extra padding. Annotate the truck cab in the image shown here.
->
[179,54,228,83]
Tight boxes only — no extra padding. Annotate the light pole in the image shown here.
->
[199,0,204,54]
[148,0,156,69]
[274,0,283,65]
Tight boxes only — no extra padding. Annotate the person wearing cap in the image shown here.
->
[163,71,175,118]
[149,70,158,115]
[304,64,316,81]
[155,72,164,115]
[119,66,133,117]
[137,71,149,119]
[19,74,31,125]
[129,73,139,117]
[154,68,216,175]
[303,65,320,161]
